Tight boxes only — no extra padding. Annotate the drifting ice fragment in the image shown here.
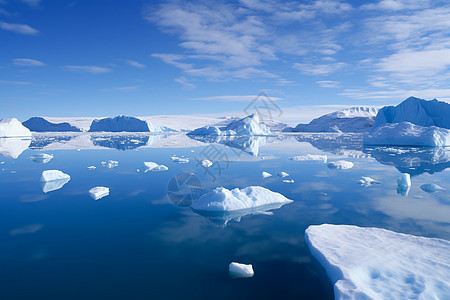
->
[262,171,272,178]
[397,173,411,196]
[29,153,53,164]
[327,160,354,170]
[144,161,168,172]
[102,160,118,168]
[201,159,213,168]
[40,170,70,193]
[289,154,327,163]
[357,176,379,186]
[87,166,96,170]
[229,262,254,279]
[420,183,445,193]
[89,186,109,200]
[171,156,189,163]
[277,171,289,178]
[283,179,294,183]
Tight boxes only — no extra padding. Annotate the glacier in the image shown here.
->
[22,117,81,132]
[305,224,450,300]
[191,186,292,212]
[0,118,32,138]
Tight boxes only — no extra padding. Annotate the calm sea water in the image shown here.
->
[1,133,449,299]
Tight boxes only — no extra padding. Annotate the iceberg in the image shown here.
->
[22,117,81,132]
[277,171,289,178]
[283,179,294,183]
[305,224,450,300]
[201,159,212,168]
[420,183,445,193]
[40,170,70,193]
[101,160,118,168]
[327,160,354,170]
[364,122,450,147]
[289,154,327,163]
[229,262,254,279]
[187,126,221,136]
[87,166,96,170]
[89,115,151,132]
[29,153,53,163]
[0,118,32,138]
[262,171,272,178]
[286,107,378,133]
[171,156,189,163]
[397,173,411,188]
[89,186,109,200]
[144,161,168,172]
[191,186,293,212]
[0,137,31,159]
[357,176,379,187]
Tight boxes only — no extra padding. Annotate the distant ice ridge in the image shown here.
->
[22,117,81,132]
[229,262,254,279]
[305,224,450,299]
[191,186,292,212]
[187,113,271,136]
[0,118,32,138]
[285,107,378,133]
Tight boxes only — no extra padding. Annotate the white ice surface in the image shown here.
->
[191,186,293,212]
[171,156,189,163]
[229,262,254,279]
[201,159,212,168]
[262,171,272,178]
[327,160,354,170]
[144,161,168,172]
[0,118,32,138]
[277,171,289,178]
[40,170,70,182]
[89,186,109,200]
[305,224,450,300]
[102,160,118,168]
[358,176,378,187]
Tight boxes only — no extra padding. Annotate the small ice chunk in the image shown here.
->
[289,154,327,163]
[144,162,168,172]
[40,170,70,182]
[87,166,96,170]
[357,176,379,186]
[201,159,212,168]
[30,153,53,164]
[420,183,446,193]
[283,179,294,183]
[277,171,289,178]
[397,173,411,188]
[327,160,354,170]
[89,186,109,200]
[171,156,189,163]
[229,262,254,279]
[102,160,118,168]
[262,171,272,178]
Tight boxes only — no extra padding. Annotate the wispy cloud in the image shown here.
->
[12,58,46,66]
[191,95,282,102]
[0,80,32,85]
[361,0,429,11]
[316,80,340,88]
[174,76,195,90]
[64,65,112,74]
[340,88,450,102]
[0,21,39,35]
[293,62,346,76]
[125,59,145,68]
[100,85,138,92]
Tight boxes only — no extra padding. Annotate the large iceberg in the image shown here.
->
[191,186,292,212]
[305,224,450,299]
[0,118,32,138]
[40,170,71,193]
[364,122,450,147]
[22,117,81,132]
[286,107,378,133]
[89,115,151,132]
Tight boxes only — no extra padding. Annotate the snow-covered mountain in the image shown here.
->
[286,107,378,133]
[23,117,81,132]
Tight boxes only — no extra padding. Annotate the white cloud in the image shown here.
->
[12,58,46,66]
[0,80,32,85]
[174,76,195,90]
[20,0,41,8]
[340,88,450,102]
[316,80,340,88]
[361,0,429,11]
[64,65,112,74]
[125,60,145,68]
[191,95,282,102]
[101,86,138,92]
[0,21,39,35]
[293,62,346,75]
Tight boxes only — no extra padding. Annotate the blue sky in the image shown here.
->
[1,0,450,121]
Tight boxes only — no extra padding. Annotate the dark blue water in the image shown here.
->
[1,133,449,299]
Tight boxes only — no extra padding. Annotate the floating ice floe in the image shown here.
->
[289,154,327,163]
[357,176,379,187]
[397,173,411,196]
[277,171,289,178]
[89,186,109,200]
[262,171,272,178]
[171,155,189,163]
[101,160,118,168]
[420,183,446,193]
[144,161,168,172]
[0,118,32,138]
[87,166,96,170]
[201,159,212,168]
[327,160,354,170]
[283,179,294,183]
[40,170,70,193]
[229,262,254,279]
[191,186,293,212]
[305,224,450,300]
[29,153,53,164]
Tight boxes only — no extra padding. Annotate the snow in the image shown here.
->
[144,161,168,172]
[40,170,70,193]
[171,156,189,163]
[288,107,378,133]
[327,160,354,170]
[305,224,450,300]
[89,115,152,132]
[364,122,450,147]
[102,160,118,168]
[191,186,293,212]
[262,171,272,178]
[201,159,212,168]
[373,97,450,129]
[289,154,327,163]
[229,262,254,279]
[29,153,53,163]
[277,171,289,178]
[0,137,31,159]
[22,117,81,132]
[0,118,32,138]
[420,183,445,193]
[89,186,109,200]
